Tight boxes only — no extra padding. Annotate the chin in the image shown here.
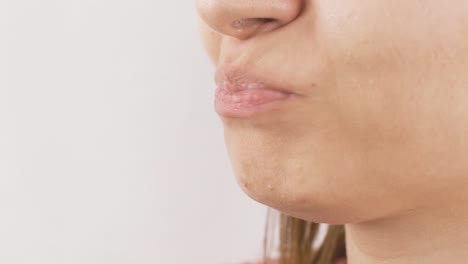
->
[229,156,366,225]
[222,119,382,225]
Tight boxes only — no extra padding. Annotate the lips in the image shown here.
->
[214,66,297,118]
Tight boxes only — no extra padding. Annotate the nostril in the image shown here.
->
[230,18,279,38]
[231,18,276,30]
[196,0,303,40]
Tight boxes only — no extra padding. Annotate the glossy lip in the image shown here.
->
[214,65,299,118]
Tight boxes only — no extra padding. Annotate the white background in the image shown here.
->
[0,1,269,263]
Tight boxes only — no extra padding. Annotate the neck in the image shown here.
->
[345,196,468,264]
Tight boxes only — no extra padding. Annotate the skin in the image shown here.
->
[196,1,468,263]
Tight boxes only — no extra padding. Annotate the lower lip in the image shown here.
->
[214,88,294,118]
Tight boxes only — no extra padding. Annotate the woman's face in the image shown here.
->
[196,0,468,224]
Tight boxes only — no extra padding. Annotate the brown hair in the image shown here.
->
[263,208,346,264]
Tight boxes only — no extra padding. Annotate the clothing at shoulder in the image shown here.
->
[241,258,347,264]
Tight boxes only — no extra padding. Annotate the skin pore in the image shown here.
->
[196,0,468,263]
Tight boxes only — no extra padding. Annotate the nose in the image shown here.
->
[196,0,304,40]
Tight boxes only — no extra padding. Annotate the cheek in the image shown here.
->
[317,0,468,212]
[318,0,464,139]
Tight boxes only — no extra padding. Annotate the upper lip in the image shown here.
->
[214,64,298,95]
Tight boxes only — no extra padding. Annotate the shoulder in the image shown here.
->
[240,260,278,264]
[241,258,347,264]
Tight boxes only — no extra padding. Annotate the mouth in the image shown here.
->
[214,65,300,118]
